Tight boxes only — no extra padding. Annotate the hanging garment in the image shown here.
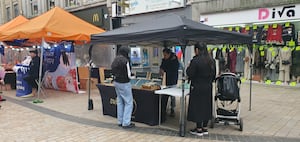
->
[229,48,237,73]
[267,25,283,44]
[235,47,245,73]
[282,23,295,44]
[260,26,269,44]
[265,47,278,81]
[242,27,253,36]
[216,48,225,74]
[291,47,300,76]
[222,47,229,71]
[244,47,251,80]
[252,27,262,44]
[212,48,220,76]
[279,47,292,82]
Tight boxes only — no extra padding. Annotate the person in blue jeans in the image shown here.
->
[111,47,135,128]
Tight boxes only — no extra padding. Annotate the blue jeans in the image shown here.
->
[114,81,133,126]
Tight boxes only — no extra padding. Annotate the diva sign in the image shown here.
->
[201,4,299,26]
[258,5,296,21]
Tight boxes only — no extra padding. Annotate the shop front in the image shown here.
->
[201,4,300,86]
[117,0,192,74]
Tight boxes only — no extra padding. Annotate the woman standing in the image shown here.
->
[186,43,216,136]
[111,47,135,128]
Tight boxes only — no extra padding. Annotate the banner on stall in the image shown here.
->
[16,65,32,97]
[43,42,79,93]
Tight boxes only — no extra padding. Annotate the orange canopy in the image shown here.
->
[0,7,105,43]
[0,15,29,32]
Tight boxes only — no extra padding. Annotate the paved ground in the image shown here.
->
[0,82,300,141]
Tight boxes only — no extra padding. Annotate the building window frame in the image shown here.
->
[30,0,39,16]
[13,3,19,18]
[47,0,56,10]
[65,0,80,7]
[6,6,11,21]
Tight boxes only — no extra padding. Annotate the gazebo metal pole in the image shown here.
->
[88,44,93,110]
[179,44,187,137]
[249,44,253,111]
[36,38,45,102]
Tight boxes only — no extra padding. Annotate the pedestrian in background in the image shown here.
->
[160,48,179,117]
[186,43,216,136]
[111,47,135,128]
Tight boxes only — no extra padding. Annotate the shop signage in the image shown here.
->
[258,5,295,20]
[92,13,100,22]
[125,0,185,15]
[201,4,300,26]
[72,6,110,30]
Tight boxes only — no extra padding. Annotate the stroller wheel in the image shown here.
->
[239,118,243,131]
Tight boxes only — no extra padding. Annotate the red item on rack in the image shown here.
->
[267,25,283,44]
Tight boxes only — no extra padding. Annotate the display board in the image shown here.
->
[43,42,79,93]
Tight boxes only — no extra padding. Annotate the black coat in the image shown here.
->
[29,56,40,79]
[26,55,40,88]
[160,53,179,85]
[186,55,216,122]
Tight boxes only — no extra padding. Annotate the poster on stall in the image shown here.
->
[130,47,142,67]
[142,48,149,66]
[15,65,32,97]
[43,42,79,93]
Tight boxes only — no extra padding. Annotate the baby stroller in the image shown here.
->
[210,72,243,131]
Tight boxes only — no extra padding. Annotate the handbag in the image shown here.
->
[282,60,290,65]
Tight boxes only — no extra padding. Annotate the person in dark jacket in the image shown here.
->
[23,49,40,97]
[186,43,216,136]
[111,47,135,129]
[160,48,179,117]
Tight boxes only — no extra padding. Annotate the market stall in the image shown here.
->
[91,13,251,136]
[0,7,105,99]
[0,16,29,93]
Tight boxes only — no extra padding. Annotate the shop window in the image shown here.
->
[65,0,80,7]
[30,0,39,16]
[83,0,98,4]
[47,0,55,10]
[13,4,19,18]
[6,7,11,21]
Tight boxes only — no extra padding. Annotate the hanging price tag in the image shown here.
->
[272,24,278,28]
[289,82,296,87]
[235,26,240,31]
[264,24,269,29]
[285,22,290,27]
[245,25,250,31]
[283,46,289,51]
[272,51,276,57]
[241,78,246,83]
[288,40,295,47]
[275,81,282,85]
[228,27,233,31]
[222,47,227,52]
[265,80,272,85]
[253,25,257,30]
[259,46,265,56]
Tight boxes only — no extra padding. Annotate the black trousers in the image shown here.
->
[196,120,208,128]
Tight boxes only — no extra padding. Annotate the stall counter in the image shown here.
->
[97,83,168,126]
